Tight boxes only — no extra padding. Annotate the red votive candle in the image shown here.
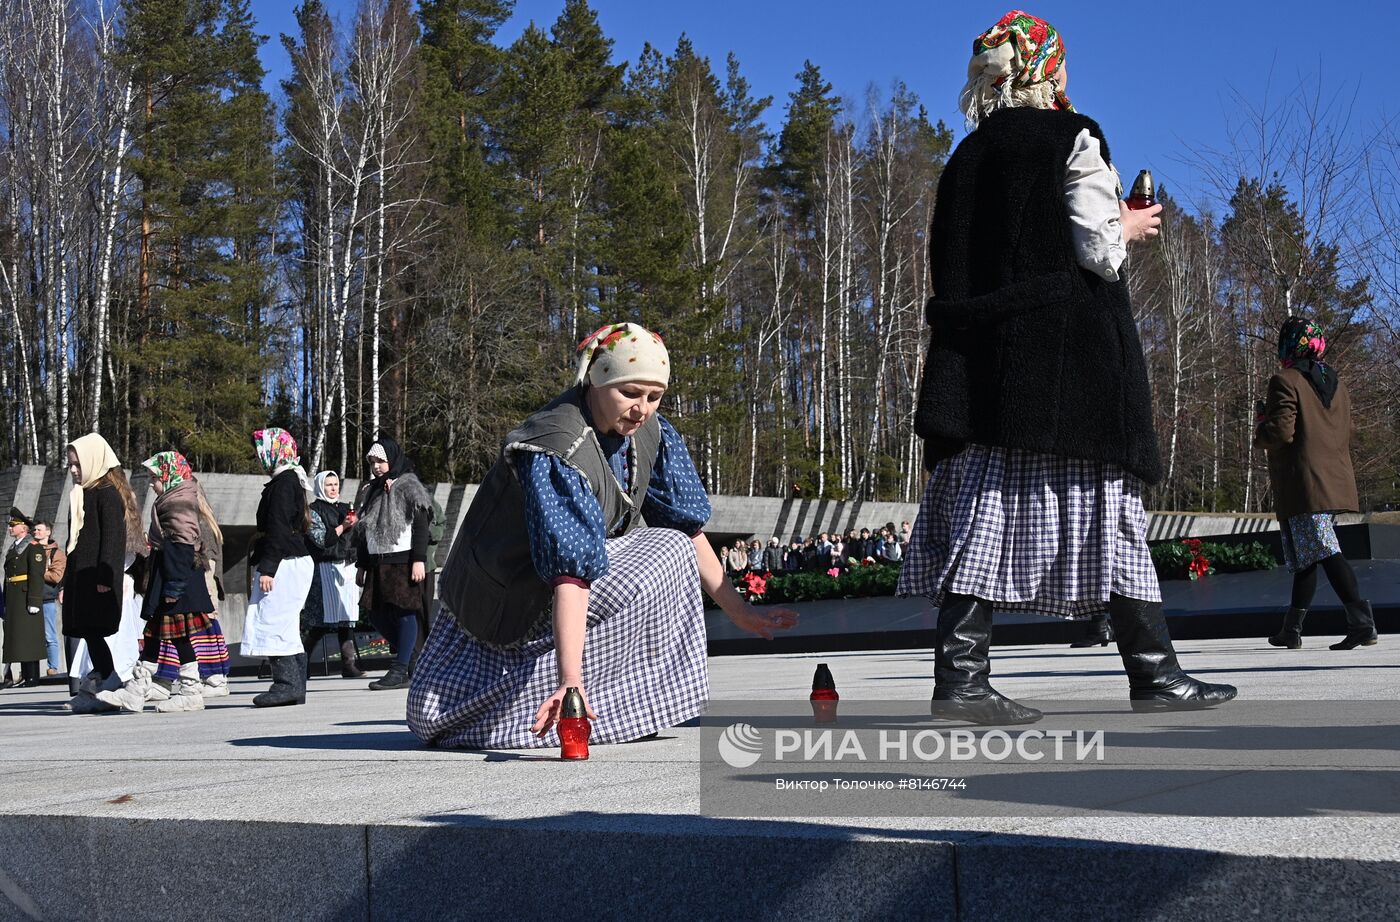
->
[559,687,591,760]
[1126,169,1156,211]
[810,663,839,724]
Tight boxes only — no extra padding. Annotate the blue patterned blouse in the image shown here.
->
[512,414,711,587]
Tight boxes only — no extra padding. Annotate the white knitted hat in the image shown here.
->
[574,322,670,388]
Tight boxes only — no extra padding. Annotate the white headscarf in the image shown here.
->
[312,470,341,503]
[66,432,123,553]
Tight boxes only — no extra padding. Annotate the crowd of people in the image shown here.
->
[0,427,441,714]
[722,523,912,576]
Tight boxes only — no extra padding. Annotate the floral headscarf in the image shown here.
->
[961,10,1073,129]
[1277,317,1338,408]
[142,451,193,490]
[253,427,313,494]
[142,451,201,548]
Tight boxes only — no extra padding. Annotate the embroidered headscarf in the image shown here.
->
[66,432,123,553]
[960,10,1072,130]
[253,428,313,495]
[141,451,201,549]
[574,322,670,388]
[142,451,193,490]
[1277,316,1338,408]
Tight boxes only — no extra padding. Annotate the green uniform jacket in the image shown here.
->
[3,537,48,661]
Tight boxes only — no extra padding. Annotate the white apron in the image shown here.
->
[242,555,314,657]
[318,561,360,625]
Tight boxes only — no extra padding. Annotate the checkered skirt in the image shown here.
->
[897,444,1160,619]
[407,527,709,750]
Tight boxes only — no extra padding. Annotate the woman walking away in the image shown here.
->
[98,452,215,713]
[244,428,315,707]
[1256,317,1375,650]
[305,470,363,678]
[356,439,432,691]
[63,433,144,713]
[898,10,1235,724]
[409,322,797,750]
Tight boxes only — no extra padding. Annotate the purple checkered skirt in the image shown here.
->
[407,527,709,749]
[897,444,1160,619]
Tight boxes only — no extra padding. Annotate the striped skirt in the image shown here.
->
[408,527,709,750]
[897,444,1160,619]
[151,618,231,682]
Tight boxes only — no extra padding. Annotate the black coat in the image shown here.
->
[914,107,1162,484]
[308,499,356,564]
[61,485,128,638]
[142,541,214,620]
[252,469,309,577]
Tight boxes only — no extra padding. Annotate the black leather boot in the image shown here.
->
[930,595,1041,725]
[340,636,365,678]
[1108,595,1237,711]
[252,655,307,707]
[1070,614,1113,648]
[1268,607,1308,649]
[368,661,411,691]
[1329,601,1378,650]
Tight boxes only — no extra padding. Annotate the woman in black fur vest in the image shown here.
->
[355,437,432,690]
[897,10,1236,724]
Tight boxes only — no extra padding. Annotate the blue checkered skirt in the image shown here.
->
[407,527,709,749]
[897,444,1160,619]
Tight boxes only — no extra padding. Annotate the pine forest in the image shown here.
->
[1,0,1397,512]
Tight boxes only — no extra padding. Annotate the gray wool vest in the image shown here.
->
[438,387,662,648]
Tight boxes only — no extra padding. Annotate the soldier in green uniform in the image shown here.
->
[3,507,49,688]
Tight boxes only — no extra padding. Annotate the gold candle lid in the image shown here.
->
[562,687,586,719]
[1130,169,1155,200]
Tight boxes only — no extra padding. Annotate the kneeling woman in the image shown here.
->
[409,323,798,748]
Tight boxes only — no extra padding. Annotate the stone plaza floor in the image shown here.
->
[0,637,1396,921]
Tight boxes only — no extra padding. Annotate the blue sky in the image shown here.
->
[248,1,1388,212]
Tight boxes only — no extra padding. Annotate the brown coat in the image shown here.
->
[1254,367,1359,521]
[41,540,66,585]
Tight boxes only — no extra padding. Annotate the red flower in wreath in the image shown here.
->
[741,571,768,598]
[1183,538,1211,580]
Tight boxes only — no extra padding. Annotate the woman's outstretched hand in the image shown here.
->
[532,683,598,737]
[727,605,800,640]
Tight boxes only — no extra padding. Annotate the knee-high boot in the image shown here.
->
[1108,595,1238,711]
[252,654,307,707]
[930,594,1041,725]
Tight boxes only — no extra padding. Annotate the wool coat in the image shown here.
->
[252,468,309,578]
[61,485,127,638]
[914,106,1163,484]
[3,536,47,660]
[142,483,214,620]
[1254,366,1359,521]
